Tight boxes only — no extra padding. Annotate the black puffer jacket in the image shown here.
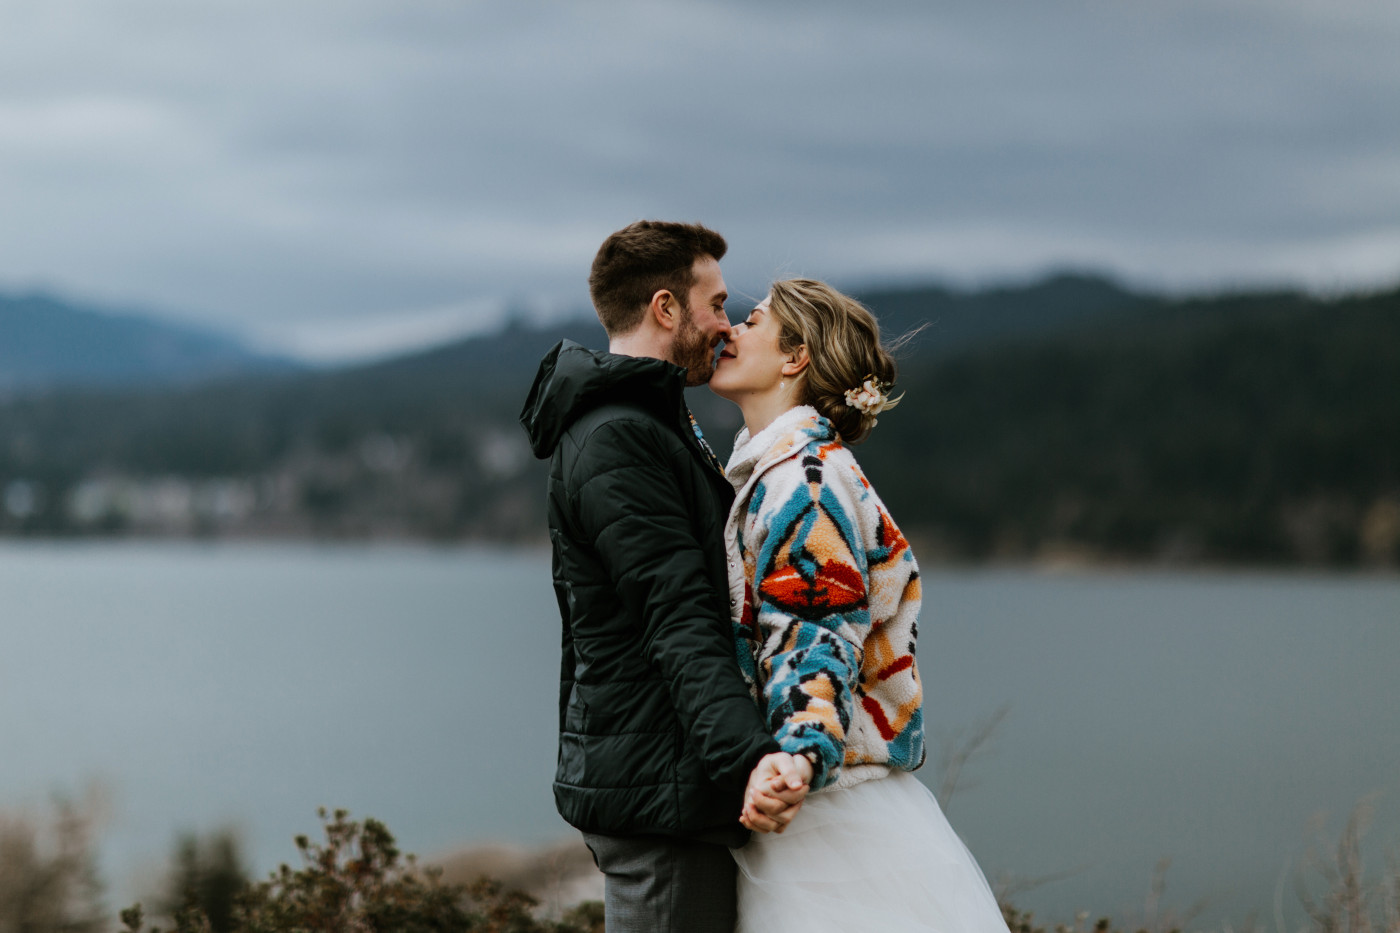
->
[520,340,779,838]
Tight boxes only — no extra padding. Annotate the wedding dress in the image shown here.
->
[732,770,1008,932]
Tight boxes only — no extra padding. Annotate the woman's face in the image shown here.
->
[710,295,792,402]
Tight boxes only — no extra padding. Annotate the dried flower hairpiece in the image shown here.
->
[844,376,893,417]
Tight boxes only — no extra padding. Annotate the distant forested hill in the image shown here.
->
[856,286,1400,566]
[0,292,298,391]
[851,272,1147,353]
[1,275,1395,568]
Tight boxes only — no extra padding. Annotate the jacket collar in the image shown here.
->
[724,405,834,490]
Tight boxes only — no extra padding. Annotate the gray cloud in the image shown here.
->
[1,0,1396,358]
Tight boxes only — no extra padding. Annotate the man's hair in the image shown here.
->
[588,220,727,336]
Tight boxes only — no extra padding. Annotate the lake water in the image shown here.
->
[2,542,1397,928]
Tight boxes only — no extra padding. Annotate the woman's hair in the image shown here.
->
[766,278,902,445]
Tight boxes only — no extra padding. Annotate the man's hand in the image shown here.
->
[739,752,813,834]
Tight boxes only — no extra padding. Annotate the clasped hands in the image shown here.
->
[739,751,814,834]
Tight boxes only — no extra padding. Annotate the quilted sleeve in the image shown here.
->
[569,415,780,787]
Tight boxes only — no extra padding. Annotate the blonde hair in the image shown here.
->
[766,278,901,444]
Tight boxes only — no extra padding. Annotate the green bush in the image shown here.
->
[158,829,249,933]
[0,794,105,933]
[121,808,603,933]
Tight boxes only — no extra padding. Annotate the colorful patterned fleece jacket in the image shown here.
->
[723,405,926,791]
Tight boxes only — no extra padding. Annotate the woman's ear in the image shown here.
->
[781,345,810,377]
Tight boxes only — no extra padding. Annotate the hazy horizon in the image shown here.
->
[8,263,1397,367]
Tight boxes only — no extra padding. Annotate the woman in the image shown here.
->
[709,279,1007,932]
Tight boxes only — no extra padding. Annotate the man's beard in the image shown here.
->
[673,305,716,386]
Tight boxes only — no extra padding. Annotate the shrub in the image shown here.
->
[158,829,249,933]
[121,808,603,933]
[0,794,105,933]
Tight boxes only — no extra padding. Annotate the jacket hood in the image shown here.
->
[519,340,689,458]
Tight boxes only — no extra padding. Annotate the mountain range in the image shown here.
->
[0,291,298,392]
[0,274,1395,568]
[0,273,1151,395]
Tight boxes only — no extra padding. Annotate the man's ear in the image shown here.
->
[781,345,810,377]
[649,289,679,332]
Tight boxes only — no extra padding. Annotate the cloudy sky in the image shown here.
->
[2,0,1397,360]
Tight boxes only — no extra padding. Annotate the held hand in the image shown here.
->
[739,752,813,834]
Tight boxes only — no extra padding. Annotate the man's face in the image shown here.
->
[671,255,730,386]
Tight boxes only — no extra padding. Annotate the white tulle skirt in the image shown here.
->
[732,770,1008,932]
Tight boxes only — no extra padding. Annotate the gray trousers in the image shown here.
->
[582,832,738,933]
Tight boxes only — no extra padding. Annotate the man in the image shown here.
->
[519,221,807,932]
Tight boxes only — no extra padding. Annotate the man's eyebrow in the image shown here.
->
[715,291,728,304]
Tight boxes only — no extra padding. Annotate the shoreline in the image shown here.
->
[1,533,1394,578]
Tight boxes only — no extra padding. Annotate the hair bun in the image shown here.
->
[766,279,901,445]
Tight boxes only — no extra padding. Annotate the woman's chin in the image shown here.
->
[708,371,737,400]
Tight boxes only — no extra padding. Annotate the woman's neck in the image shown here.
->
[738,389,804,440]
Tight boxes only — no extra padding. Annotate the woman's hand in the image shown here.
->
[740,752,814,833]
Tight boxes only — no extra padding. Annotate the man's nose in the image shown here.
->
[715,314,732,338]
